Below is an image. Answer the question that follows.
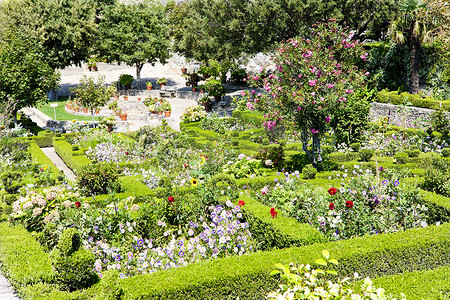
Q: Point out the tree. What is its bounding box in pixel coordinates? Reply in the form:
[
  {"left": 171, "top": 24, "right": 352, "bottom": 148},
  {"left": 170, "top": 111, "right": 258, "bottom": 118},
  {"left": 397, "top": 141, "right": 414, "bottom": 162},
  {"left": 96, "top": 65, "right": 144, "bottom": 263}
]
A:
[
  {"left": 0, "top": 0, "right": 98, "bottom": 70},
  {"left": 389, "top": 0, "right": 449, "bottom": 93},
  {"left": 97, "top": 1, "right": 171, "bottom": 88},
  {"left": 248, "top": 21, "right": 368, "bottom": 167},
  {"left": 0, "top": 31, "right": 59, "bottom": 124},
  {"left": 169, "top": 0, "right": 397, "bottom": 63},
  {"left": 69, "top": 75, "right": 115, "bottom": 124}
]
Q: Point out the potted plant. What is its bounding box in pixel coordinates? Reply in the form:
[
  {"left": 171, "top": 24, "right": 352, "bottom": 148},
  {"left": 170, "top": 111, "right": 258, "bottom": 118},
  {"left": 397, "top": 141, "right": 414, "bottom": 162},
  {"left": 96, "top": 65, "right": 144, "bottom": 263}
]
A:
[
  {"left": 99, "top": 115, "right": 116, "bottom": 132},
  {"left": 119, "top": 74, "right": 134, "bottom": 90},
  {"left": 199, "top": 95, "right": 212, "bottom": 112},
  {"left": 114, "top": 107, "right": 122, "bottom": 116},
  {"left": 199, "top": 84, "right": 205, "bottom": 94},
  {"left": 155, "top": 102, "right": 164, "bottom": 115},
  {"left": 204, "top": 77, "right": 226, "bottom": 102},
  {"left": 108, "top": 99, "right": 118, "bottom": 111},
  {"left": 87, "top": 57, "right": 97, "bottom": 71},
  {"left": 181, "top": 67, "right": 187, "bottom": 74},
  {"left": 146, "top": 82, "right": 153, "bottom": 90},
  {"left": 157, "top": 78, "right": 168, "bottom": 89},
  {"left": 163, "top": 102, "right": 172, "bottom": 118},
  {"left": 123, "top": 95, "right": 129, "bottom": 101},
  {"left": 95, "top": 107, "right": 100, "bottom": 114},
  {"left": 82, "top": 107, "right": 88, "bottom": 113}
]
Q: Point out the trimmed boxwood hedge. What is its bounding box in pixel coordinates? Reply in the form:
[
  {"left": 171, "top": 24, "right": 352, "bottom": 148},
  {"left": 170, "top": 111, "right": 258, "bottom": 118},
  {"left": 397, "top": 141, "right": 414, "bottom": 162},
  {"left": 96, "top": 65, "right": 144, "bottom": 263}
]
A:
[
  {"left": 377, "top": 89, "right": 450, "bottom": 110},
  {"left": 112, "top": 222, "right": 450, "bottom": 299},
  {"left": 238, "top": 195, "right": 326, "bottom": 250},
  {"left": 372, "top": 265, "right": 450, "bottom": 299},
  {"left": 53, "top": 137, "right": 91, "bottom": 174}
]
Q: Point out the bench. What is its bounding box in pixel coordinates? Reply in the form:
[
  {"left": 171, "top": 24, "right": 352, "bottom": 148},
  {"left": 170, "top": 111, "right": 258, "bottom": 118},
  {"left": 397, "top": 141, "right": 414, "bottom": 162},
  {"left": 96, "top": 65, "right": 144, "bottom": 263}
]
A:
[{"left": 159, "top": 89, "right": 176, "bottom": 98}]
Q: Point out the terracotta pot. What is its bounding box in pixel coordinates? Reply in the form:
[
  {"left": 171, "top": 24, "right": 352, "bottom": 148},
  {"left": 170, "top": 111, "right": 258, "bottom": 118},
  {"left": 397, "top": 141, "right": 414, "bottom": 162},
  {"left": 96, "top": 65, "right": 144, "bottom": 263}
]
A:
[
  {"left": 164, "top": 111, "right": 171, "bottom": 118},
  {"left": 75, "top": 108, "right": 79, "bottom": 112},
  {"left": 147, "top": 86, "right": 152, "bottom": 90},
  {"left": 151, "top": 111, "right": 156, "bottom": 114},
  {"left": 137, "top": 97, "right": 141, "bottom": 101},
  {"left": 124, "top": 96, "right": 128, "bottom": 101},
  {"left": 114, "top": 95, "right": 119, "bottom": 100},
  {"left": 181, "top": 67, "right": 187, "bottom": 74},
  {"left": 83, "top": 108, "right": 88, "bottom": 113},
  {"left": 120, "top": 114, "right": 127, "bottom": 121},
  {"left": 192, "top": 87, "right": 197, "bottom": 92},
  {"left": 157, "top": 111, "right": 163, "bottom": 115},
  {"left": 95, "top": 110, "right": 100, "bottom": 114}
]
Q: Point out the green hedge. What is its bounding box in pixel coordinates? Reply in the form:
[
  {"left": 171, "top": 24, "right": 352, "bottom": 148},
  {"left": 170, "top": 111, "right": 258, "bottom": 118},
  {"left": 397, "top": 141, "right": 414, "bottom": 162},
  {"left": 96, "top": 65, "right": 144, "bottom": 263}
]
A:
[
  {"left": 0, "top": 223, "right": 54, "bottom": 291},
  {"left": 90, "top": 176, "right": 154, "bottom": 202},
  {"left": 377, "top": 89, "right": 450, "bottom": 110},
  {"left": 31, "top": 130, "right": 54, "bottom": 148},
  {"left": 372, "top": 265, "right": 450, "bottom": 299},
  {"left": 232, "top": 110, "right": 265, "bottom": 124},
  {"left": 53, "top": 138, "right": 91, "bottom": 174},
  {"left": 418, "top": 189, "right": 450, "bottom": 224},
  {"left": 115, "top": 223, "right": 450, "bottom": 299},
  {"left": 239, "top": 195, "right": 325, "bottom": 250}
]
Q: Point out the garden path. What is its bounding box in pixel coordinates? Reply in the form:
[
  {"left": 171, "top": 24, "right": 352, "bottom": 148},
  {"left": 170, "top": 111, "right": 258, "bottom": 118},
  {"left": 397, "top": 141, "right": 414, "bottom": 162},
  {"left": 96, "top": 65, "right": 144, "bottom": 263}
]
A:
[
  {"left": 40, "top": 147, "right": 76, "bottom": 182},
  {"left": 0, "top": 270, "right": 20, "bottom": 300}
]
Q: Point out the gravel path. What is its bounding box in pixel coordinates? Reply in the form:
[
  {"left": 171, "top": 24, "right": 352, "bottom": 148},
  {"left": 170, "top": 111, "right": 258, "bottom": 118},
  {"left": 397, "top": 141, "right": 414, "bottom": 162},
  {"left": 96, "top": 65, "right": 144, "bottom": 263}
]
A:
[{"left": 0, "top": 270, "right": 20, "bottom": 300}]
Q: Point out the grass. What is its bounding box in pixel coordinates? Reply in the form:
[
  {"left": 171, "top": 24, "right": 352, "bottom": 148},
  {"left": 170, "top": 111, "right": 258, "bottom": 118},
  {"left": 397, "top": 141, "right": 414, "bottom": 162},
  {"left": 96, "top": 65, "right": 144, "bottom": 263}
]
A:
[{"left": 37, "top": 100, "right": 101, "bottom": 121}]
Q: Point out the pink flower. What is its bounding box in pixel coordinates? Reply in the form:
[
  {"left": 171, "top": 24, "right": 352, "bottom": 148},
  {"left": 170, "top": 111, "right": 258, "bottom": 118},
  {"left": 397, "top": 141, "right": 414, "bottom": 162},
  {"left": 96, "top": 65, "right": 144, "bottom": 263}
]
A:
[
  {"left": 325, "top": 116, "right": 331, "bottom": 123},
  {"left": 346, "top": 89, "right": 354, "bottom": 94},
  {"left": 328, "top": 84, "right": 335, "bottom": 89},
  {"left": 309, "top": 79, "right": 317, "bottom": 86},
  {"left": 310, "top": 128, "right": 319, "bottom": 134},
  {"left": 298, "top": 74, "right": 302, "bottom": 79},
  {"left": 261, "top": 186, "right": 269, "bottom": 195}
]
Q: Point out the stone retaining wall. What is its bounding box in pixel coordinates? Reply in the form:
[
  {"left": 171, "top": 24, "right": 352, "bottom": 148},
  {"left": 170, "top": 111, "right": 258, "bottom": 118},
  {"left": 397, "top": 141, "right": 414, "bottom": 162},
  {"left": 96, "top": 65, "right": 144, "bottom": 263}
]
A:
[{"left": 369, "top": 102, "right": 434, "bottom": 128}]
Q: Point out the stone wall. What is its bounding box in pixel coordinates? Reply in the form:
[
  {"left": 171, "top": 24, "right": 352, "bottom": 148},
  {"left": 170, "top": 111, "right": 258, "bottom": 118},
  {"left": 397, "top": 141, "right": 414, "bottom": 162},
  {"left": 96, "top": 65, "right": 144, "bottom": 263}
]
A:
[{"left": 369, "top": 102, "right": 434, "bottom": 128}]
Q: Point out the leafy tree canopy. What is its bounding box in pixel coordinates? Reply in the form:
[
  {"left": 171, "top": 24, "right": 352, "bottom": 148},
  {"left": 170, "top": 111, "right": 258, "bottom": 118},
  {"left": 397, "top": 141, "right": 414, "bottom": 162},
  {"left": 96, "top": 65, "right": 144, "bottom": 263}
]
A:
[
  {"left": 169, "top": 0, "right": 398, "bottom": 63},
  {"left": 0, "top": 30, "right": 59, "bottom": 118},
  {"left": 0, "top": 0, "right": 98, "bottom": 70},
  {"left": 97, "top": 0, "right": 171, "bottom": 85}
]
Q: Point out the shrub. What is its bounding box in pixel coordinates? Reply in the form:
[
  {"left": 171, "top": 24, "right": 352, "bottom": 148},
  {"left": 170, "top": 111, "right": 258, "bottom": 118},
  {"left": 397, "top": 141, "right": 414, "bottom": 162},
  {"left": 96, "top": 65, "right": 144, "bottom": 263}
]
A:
[
  {"left": 350, "top": 142, "right": 361, "bottom": 152},
  {"left": 50, "top": 228, "right": 98, "bottom": 291},
  {"left": 285, "top": 153, "right": 310, "bottom": 172},
  {"left": 302, "top": 164, "right": 317, "bottom": 179},
  {"left": 442, "top": 147, "right": 450, "bottom": 157},
  {"left": 394, "top": 152, "right": 409, "bottom": 164},
  {"left": 76, "top": 163, "right": 121, "bottom": 196},
  {"left": 406, "top": 149, "right": 421, "bottom": 158},
  {"left": 419, "top": 159, "right": 450, "bottom": 197},
  {"left": 329, "top": 152, "right": 349, "bottom": 163},
  {"left": 255, "top": 143, "right": 285, "bottom": 170},
  {"left": 359, "top": 149, "right": 374, "bottom": 162},
  {"left": 181, "top": 105, "right": 207, "bottom": 123},
  {"left": 322, "top": 145, "right": 333, "bottom": 155}
]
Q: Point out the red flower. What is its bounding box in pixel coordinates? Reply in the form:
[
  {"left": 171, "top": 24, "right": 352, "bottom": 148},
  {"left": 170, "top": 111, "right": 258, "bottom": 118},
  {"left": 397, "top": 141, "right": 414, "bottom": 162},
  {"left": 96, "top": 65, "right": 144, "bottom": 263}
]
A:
[
  {"left": 328, "top": 187, "right": 338, "bottom": 195},
  {"left": 168, "top": 196, "right": 175, "bottom": 203},
  {"left": 75, "top": 201, "right": 81, "bottom": 208},
  {"left": 125, "top": 152, "right": 129, "bottom": 155},
  {"left": 238, "top": 200, "right": 245, "bottom": 206},
  {"left": 329, "top": 202, "right": 335, "bottom": 210},
  {"left": 345, "top": 200, "right": 354, "bottom": 209},
  {"left": 270, "top": 207, "right": 277, "bottom": 218}
]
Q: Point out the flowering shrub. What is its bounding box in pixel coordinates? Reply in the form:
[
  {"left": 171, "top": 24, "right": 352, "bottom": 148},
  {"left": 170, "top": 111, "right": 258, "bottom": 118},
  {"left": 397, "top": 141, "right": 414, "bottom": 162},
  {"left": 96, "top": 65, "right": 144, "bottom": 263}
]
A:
[
  {"left": 268, "top": 250, "right": 406, "bottom": 299},
  {"left": 11, "top": 186, "right": 83, "bottom": 231},
  {"left": 222, "top": 154, "right": 267, "bottom": 179},
  {"left": 85, "top": 201, "right": 254, "bottom": 279},
  {"left": 247, "top": 20, "right": 368, "bottom": 167},
  {"left": 181, "top": 105, "right": 207, "bottom": 123}
]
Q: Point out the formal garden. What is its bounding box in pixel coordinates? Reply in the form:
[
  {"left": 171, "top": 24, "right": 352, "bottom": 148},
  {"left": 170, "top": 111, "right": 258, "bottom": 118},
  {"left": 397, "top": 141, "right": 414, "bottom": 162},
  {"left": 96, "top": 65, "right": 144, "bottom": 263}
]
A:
[{"left": 0, "top": 0, "right": 450, "bottom": 299}]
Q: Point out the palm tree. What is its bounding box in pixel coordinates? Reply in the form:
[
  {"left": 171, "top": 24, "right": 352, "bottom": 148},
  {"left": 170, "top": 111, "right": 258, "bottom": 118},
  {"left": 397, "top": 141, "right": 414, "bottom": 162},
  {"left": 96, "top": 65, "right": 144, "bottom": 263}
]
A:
[{"left": 389, "top": 0, "right": 434, "bottom": 94}]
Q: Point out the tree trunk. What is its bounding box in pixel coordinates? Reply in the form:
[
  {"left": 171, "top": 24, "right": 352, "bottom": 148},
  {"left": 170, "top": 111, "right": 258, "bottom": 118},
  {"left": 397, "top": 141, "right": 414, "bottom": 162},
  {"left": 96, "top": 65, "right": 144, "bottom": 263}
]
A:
[
  {"left": 410, "top": 35, "right": 420, "bottom": 94},
  {"left": 13, "top": 110, "right": 17, "bottom": 126},
  {"left": 136, "top": 62, "right": 144, "bottom": 90},
  {"left": 301, "top": 130, "right": 322, "bottom": 168}
]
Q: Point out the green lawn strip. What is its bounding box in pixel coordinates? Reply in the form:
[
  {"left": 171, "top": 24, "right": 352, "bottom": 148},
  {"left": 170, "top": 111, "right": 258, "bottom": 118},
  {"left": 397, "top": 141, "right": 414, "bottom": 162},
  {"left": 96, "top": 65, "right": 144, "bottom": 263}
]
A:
[
  {"left": 28, "top": 140, "right": 59, "bottom": 177},
  {"left": 37, "top": 100, "right": 101, "bottom": 122},
  {"left": 116, "top": 223, "right": 450, "bottom": 299},
  {"left": 0, "top": 223, "right": 54, "bottom": 290},
  {"left": 371, "top": 265, "right": 450, "bottom": 299}
]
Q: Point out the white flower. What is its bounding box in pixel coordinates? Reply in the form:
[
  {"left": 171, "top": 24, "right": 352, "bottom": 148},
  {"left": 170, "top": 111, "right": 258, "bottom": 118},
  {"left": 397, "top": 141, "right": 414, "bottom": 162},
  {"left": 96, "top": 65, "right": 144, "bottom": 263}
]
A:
[
  {"left": 23, "top": 201, "right": 33, "bottom": 210},
  {"left": 32, "top": 207, "right": 43, "bottom": 217},
  {"left": 265, "top": 159, "right": 273, "bottom": 166}
]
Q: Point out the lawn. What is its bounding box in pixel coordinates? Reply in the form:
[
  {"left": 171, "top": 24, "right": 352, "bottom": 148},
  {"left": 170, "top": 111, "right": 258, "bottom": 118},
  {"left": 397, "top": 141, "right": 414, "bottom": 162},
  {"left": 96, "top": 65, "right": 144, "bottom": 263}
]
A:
[{"left": 37, "top": 100, "right": 101, "bottom": 121}]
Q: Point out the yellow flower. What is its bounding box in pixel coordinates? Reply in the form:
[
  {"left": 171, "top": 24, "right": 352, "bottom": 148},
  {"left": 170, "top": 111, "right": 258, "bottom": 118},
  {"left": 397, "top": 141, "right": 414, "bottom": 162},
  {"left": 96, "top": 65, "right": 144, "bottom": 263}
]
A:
[
  {"left": 72, "top": 119, "right": 76, "bottom": 123},
  {"left": 190, "top": 178, "right": 198, "bottom": 187},
  {"left": 43, "top": 165, "right": 48, "bottom": 170},
  {"left": 84, "top": 121, "right": 87, "bottom": 125},
  {"left": 200, "top": 156, "right": 206, "bottom": 165}
]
